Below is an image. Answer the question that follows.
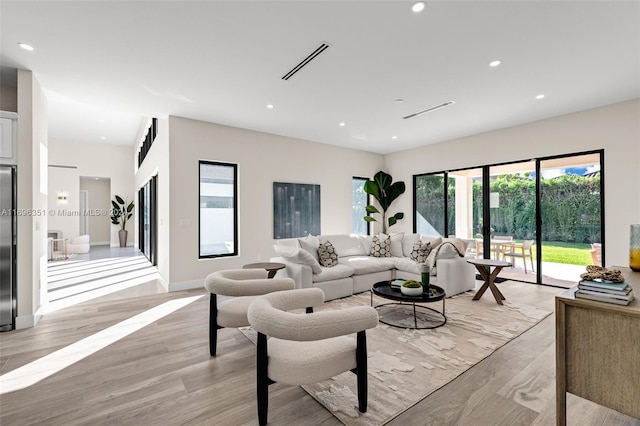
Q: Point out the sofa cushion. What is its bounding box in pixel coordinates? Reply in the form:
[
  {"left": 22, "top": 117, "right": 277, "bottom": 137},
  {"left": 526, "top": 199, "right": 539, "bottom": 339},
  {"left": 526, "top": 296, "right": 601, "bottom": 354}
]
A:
[
  {"left": 273, "top": 244, "right": 322, "bottom": 274},
  {"left": 370, "top": 235, "right": 391, "bottom": 257},
  {"left": 410, "top": 241, "right": 432, "bottom": 263},
  {"left": 320, "top": 234, "right": 366, "bottom": 257},
  {"left": 339, "top": 256, "right": 395, "bottom": 275},
  {"left": 401, "top": 233, "right": 420, "bottom": 257},
  {"left": 358, "top": 235, "right": 373, "bottom": 254},
  {"left": 298, "top": 234, "right": 320, "bottom": 262},
  {"left": 388, "top": 232, "right": 404, "bottom": 257},
  {"left": 318, "top": 240, "right": 339, "bottom": 267},
  {"left": 313, "top": 264, "right": 355, "bottom": 282},
  {"left": 394, "top": 257, "right": 421, "bottom": 274}
]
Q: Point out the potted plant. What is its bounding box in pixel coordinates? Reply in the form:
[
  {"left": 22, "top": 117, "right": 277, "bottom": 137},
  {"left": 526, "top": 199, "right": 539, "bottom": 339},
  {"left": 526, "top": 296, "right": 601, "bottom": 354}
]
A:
[
  {"left": 364, "top": 170, "right": 406, "bottom": 233},
  {"left": 111, "top": 195, "right": 134, "bottom": 247}
]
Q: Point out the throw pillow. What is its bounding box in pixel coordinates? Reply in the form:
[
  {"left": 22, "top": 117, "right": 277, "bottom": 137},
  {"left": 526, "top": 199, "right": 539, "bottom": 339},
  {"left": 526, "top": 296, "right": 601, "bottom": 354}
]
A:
[
  {"left": 298, "top": 234, "right": 320, "bottom": 262},
  {"left": 370, "top": 235, "right": 391, "bottom": 258},
  {"left": 273, "top": 244, "right": 322, "bottom": 274},
  {"left": 389, "top": 232, "right": 405, "bottom": 257},
  {"left": 317, "top": 240, "right": 339, "bottom": 267},
  {"left": 410, "top": 241, "right": 431, "bottom": 263},
  {"left": 401, "top": 233, "right": 420, "bottom": 257}
]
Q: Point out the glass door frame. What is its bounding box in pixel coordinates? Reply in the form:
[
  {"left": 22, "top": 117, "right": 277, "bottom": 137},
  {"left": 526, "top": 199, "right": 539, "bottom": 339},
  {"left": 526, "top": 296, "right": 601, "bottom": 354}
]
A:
[{"left": 413, "top": 149, "right": 605, "bottom": 287}]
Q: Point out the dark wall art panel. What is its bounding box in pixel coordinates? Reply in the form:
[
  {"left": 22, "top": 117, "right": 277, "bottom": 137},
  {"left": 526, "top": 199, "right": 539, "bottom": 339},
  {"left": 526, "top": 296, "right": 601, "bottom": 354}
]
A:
[{"left": 273, "top": 182, "right": 321, "bottom": 239}]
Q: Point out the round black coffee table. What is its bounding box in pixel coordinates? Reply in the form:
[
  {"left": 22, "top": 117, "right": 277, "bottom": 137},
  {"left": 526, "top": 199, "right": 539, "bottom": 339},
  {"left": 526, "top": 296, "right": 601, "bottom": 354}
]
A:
[{"left": 370, "top": 281, "right": 446, "bottom": 329}]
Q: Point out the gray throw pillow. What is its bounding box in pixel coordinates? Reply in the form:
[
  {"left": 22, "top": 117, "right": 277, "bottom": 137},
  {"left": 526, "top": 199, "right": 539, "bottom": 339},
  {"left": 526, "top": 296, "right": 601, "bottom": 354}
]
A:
[
  {"left": 370, "top": 235, "right": 391, "bottom": 258},
  {"left": 318, "top": 240, "right": 339, "bottom": 267},
  {"left": 410, "top": 241, "right": 431, "bottom": 263}
]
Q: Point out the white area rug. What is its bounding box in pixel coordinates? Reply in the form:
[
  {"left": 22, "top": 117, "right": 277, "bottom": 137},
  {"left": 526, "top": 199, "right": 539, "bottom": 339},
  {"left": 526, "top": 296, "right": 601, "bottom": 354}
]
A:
[{"left": 242, "top": 290, "right": 551, "bottom": 425}]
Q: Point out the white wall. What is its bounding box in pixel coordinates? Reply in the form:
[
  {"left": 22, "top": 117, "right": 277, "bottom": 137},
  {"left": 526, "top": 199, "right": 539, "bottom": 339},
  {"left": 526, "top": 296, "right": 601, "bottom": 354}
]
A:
[
  {"left": 385, "top": 98, "right": 640, "bottom": 267},
  {"left": 79, "top": 177, "right": 111, "bottom": 244},
  {"left": 47, "top": 166, "right": 80, "bottom": 239},
  {"left": 48, "top": 139, "right": 134, "bottom": 247},
  {"left": 166, "top": 116, "right": 385, "bottom": 289},
  {"left": 16, "top": 69, "right": 48, "bottom": 328}
]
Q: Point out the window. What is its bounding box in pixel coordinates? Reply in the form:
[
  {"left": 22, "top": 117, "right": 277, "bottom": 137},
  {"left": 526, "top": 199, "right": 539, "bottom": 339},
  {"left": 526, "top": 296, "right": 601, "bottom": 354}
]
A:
[
  {"left": 352, "top": 177, "right": 369, "bottom": 235},
  {"left": 199, "top": 161, "right": 238, "bottom": 258}
]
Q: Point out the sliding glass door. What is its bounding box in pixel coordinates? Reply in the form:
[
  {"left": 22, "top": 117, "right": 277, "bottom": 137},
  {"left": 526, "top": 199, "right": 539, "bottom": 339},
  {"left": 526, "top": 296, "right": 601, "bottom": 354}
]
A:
[
  {"left": 414, "top": 150, "right": 603, "bottom": 288},
  {"left": 138, "top": 175, "right": 158, "bottom": 265},
  {"left": 539, "top": 153, "right": 602, "bottom": 285}
]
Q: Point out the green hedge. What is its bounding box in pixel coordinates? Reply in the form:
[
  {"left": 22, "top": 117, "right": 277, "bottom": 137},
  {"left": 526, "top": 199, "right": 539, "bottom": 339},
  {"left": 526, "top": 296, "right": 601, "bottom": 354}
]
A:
[{"left": 416, "top": 173, "right": 601, "bottom": 244}]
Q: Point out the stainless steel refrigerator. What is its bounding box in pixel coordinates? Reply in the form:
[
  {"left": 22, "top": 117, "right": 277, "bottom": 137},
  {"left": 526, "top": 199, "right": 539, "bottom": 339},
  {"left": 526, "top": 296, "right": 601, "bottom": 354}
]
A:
[{"left": 0, "top": 165, "right": 16, "bottom": 331}]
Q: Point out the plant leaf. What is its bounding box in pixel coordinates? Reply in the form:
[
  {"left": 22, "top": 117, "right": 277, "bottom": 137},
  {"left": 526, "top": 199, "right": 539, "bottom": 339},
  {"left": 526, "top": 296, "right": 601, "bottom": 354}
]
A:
[
  {"left": 112, "top": 200, "right": 120, "bottom": 210},
  {"left": 363, "top": 180, "right": 380, "bottom": 200},
  {"left": 126, "top": 203, "right": 134, "bottom": 212},
  {"left": 115, "top": 195, "right": 125, "bottom": 205},
  {"left": 373, "top": 171, "right": 392, "bottom": 191},
  {"left": 363, "top": 216, "right": 377, "bottom": 223},
  {"left": 365, "top": 205, "right": 380, "bottom": 214}
]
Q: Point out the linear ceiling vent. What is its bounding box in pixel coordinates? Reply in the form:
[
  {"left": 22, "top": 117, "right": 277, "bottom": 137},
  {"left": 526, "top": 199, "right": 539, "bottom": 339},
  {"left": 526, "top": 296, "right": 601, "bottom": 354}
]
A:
[
  {"left": 282, "top": 43, "right": 330, "bottom": 81},
  {"left": 402, "top": 101, "right": 456, "bottom": 119}
]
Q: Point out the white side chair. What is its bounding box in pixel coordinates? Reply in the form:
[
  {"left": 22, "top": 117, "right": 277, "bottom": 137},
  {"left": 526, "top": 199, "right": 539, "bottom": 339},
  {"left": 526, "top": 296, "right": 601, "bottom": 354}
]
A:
[
  {"left": 248, "top": 288, "right": 379, "bottom": 426},
  {"left": 504, "top": 239, "right": 535, "bottom": 273},
  {"left": 204, "top": 269, "right": 294, "bottom": 356}
]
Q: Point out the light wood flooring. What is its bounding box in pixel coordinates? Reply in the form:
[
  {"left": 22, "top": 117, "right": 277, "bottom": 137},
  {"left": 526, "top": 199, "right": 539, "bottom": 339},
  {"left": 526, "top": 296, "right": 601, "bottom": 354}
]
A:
[{"left": 1, "top": 279, "right": 639, "bottom": 425}]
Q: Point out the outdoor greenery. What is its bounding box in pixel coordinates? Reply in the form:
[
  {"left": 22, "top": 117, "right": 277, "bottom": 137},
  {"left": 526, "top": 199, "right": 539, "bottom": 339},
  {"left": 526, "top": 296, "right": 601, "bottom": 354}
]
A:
[
  {"left": 416, "top": 172, "right": 601, "bottom": 244},
  {"left": 539, "top": 241, "right": 592, "bottom": 265}
]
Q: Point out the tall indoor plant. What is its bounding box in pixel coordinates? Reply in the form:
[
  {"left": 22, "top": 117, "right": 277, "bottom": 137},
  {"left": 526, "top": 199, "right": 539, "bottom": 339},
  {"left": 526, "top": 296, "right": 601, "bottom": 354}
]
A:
[
  {"left": 111, "top": 195, "right": 134, "bottom": 247},
  {"left": 364, "top": 170, "right": 406, "bottom": 233}
]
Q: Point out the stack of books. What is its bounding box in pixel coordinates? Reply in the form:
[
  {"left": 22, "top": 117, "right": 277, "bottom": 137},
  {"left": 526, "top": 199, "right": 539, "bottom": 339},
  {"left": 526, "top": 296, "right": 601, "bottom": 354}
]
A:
[{"left": 575, "top": 279, "right": 635, "bottom": 305}]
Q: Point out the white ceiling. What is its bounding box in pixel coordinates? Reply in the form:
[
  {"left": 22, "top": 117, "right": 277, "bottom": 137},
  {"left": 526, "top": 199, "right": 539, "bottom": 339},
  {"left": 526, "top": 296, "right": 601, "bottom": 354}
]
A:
[{"left": 1, "top": 1, "right": 639, "bottom": 155}]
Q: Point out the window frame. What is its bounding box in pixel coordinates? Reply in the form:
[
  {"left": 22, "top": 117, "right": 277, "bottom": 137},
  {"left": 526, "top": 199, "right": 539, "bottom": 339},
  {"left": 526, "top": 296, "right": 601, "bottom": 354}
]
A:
[
  {"left": 352, "top": 176, "right": 371, "bottom": 235},
  {"left": 198, "top": 160, "right": 238, "bottom": 259}
]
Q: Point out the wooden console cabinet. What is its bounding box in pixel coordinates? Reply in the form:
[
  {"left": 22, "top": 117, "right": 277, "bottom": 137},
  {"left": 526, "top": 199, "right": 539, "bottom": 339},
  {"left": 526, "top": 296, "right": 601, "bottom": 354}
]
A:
[{"left": 555, "top": 266, "right": 640, "bottom": 424}]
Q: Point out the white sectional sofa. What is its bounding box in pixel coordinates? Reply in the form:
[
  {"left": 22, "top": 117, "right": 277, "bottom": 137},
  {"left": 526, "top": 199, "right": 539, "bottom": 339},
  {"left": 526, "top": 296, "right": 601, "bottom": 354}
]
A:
[{"left": 270, "top": 233, "right": 477, "bottom": 301}]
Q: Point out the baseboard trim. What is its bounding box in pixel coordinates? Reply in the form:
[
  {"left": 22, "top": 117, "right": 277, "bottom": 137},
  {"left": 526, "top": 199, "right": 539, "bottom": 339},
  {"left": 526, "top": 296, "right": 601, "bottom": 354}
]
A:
[
  {"left": 15, "top": 305, "right": 44, "bottom": 330},
  {"left": 168, "top": 279, "right": 203, "bottom": 292},
  {"left": 90, "top": 241, "right": 110, "bottom": 246}
]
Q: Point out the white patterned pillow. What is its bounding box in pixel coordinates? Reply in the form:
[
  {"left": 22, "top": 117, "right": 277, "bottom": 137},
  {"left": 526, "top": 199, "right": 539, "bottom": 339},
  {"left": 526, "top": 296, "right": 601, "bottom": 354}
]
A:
[
  {"left": 410, "top": 241, "right": 431, "bottom": 263},
  {"left": 317, "top": 240, "right": 339, "bottom": 267},
  {"left": 370, "top": 235, "right": 391, "bottom": 258}
]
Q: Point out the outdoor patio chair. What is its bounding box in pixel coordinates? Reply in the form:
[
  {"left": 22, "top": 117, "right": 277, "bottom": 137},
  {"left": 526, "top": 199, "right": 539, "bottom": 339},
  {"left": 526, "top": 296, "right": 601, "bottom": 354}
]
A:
[
  {"left": 503, "top": 239, "right": 535, "bottom": 273},
  {"left": 590, "top": 243, "right": 602, "bottom": 266}
]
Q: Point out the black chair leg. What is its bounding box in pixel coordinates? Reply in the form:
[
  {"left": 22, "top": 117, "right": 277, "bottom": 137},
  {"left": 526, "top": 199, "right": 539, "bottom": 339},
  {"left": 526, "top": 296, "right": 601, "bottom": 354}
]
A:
[
  {"left": 209, "top": 293, "right": 218, "bottom": 356},
  {"left": 257, "top": 332, "right": 269, "bottom": 425},
  {"left": 356, "top": 330, "right": 368, "bottom": 413}
]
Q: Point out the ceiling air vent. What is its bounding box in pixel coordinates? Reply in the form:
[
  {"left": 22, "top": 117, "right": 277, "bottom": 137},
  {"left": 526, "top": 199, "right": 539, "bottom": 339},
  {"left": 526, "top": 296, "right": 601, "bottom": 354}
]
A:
[
  {"left": 282, "top": 42, "right": 330, "bottom": 81},
  {"left": 402, "top": 101, "right": 456, "bottom": 119}
]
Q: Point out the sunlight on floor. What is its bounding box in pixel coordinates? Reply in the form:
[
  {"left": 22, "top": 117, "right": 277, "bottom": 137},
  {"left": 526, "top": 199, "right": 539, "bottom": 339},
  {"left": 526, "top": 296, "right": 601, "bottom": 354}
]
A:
[
  {"left": 46, "top": 255, "right": 162, "bottom": 313},
  {"left": 0, "top": 295, "right": 203, "bottom": 394}
]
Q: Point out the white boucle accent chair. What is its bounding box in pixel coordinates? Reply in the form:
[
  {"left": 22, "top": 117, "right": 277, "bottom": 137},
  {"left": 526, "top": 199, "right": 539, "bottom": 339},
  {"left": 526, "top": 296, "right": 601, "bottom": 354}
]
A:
[
  {"left": 247, "top": 288, "right": 379, "bottom": 426},
  {"left": 204, "top": 269, "right": 294, "bottom": 356}
]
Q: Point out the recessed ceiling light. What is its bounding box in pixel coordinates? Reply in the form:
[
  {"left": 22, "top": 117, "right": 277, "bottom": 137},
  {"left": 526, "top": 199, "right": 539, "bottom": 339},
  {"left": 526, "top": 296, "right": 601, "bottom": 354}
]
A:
[
  {"left": 100, "top": 136, "right": 107, "bottom": 140},
  {"left": 99, "top": 119, "right": 105, "bottom": 123},
  {"left": 392, "top": 136, "right": 398, "bottom": 140},
  {"left": 412, "top": 2, "right": 426, "bottom": 13},
  {"left": 393, "top": 99, "right": 404, "bottom": 104},
  {"left": 266, "top": 104, "right": 274, "bottom": 109},
  {"left": 489, "top": 60, "right": 501, "bottom": 67},
  {"left": 536, "top": 94, "right": 545, "bottom": 100},
  {"left": 339, "top": 122, "right": 346, "bottom": 127},
  {"left": 18, "top": 42, "right": 34, "bottom": 51}
]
